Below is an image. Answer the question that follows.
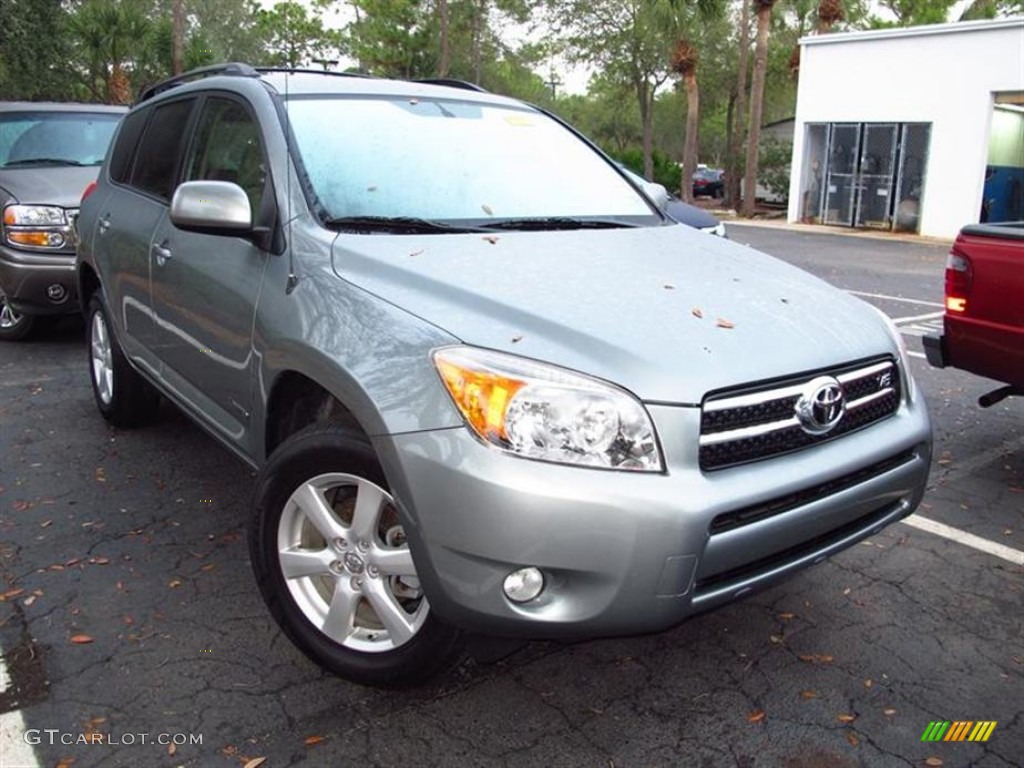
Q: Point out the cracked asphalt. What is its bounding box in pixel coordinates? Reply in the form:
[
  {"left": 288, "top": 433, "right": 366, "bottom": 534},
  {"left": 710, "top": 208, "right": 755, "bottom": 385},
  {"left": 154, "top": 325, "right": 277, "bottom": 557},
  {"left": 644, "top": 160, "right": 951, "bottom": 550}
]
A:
[{"left": 1, "top": 225, "right": 1021, "bottom": 768}]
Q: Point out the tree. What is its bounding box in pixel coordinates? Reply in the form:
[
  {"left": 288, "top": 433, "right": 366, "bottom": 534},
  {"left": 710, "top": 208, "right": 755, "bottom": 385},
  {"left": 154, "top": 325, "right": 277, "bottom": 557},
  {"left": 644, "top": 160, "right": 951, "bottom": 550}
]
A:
[
  {"left": 256, "top": 1, "right": 339, "bottom": 68},
  {"left": 741, "top": 0, "right": 775, "bottom": 217},
  {"left": 546, "top": 0, "right": 676, "bottom": 179},
  {"left": 437, "top": 0, "right": 452, "bottom": 76},
  {"left": 172, "top": 0, "right": 185, "bottom": 75},
  {"left": 958, "top": 0, "right": 1024, "bottom": 19},
  {"left": 726, "top": 0, "right": 751, "bottom": 208},
  {"left": 0, "top": 0, "right": 71, "bottom": 100},
  {"left": 66, "top": 0, "right": 154, "bottom": 104},
  {"left": 872, "top": 0, "right": 958, "bottom": 25}
]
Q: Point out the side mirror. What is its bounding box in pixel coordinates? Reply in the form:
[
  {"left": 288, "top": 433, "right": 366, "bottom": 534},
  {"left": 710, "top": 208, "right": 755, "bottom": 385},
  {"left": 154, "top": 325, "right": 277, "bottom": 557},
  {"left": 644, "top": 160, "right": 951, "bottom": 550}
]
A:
[
  {"left": 170, "top": 181, "right": 252, "bottom": 235},
  {"left": 641, "top": 180, "right": 670, "bottom": 212}
]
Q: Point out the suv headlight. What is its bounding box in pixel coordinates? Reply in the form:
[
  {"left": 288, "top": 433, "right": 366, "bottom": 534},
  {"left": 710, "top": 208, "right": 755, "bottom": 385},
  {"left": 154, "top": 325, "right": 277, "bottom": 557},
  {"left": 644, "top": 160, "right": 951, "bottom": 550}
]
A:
[
  {"left": 2, "top": 205, "right": 71, "bottom": 249},
  {"left": 433, "top": 347, "right": 663, "bottom": 471}
]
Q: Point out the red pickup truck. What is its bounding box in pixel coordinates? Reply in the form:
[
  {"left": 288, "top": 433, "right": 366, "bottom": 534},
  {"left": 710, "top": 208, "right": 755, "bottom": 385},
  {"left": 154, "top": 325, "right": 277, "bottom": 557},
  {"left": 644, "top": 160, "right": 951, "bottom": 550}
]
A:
[{"left": 925, "top": 222, "right": 1024, "bottom": 406}]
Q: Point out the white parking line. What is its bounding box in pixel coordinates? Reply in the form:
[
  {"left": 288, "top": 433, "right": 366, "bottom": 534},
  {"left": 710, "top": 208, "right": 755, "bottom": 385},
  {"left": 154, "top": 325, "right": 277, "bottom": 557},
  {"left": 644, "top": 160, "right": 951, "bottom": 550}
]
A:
[
  {"left": 0, "top": 654, "right": 39, "bottom": 768},
  {"left": 846, "top": 290, "right": 943, "bottom": 308},
  {"left": 892, "top": 311, "right": 945, "bottom": 324},
  {"left": 902, "top": 514, "right": 1024, "bottom": 566}
]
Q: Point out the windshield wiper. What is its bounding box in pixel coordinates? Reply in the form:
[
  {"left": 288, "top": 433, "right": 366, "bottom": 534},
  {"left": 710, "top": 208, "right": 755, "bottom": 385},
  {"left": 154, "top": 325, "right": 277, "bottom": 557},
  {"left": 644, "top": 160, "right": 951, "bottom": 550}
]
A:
[
  {"left": 324, "top": 215, "right": 489, "bottom": 234},
  {"left": 482, "top": 217, "right": 640, "bottom": 231},
  {"left": 3, "top": 158, "right": 88, "bottom": 168}
]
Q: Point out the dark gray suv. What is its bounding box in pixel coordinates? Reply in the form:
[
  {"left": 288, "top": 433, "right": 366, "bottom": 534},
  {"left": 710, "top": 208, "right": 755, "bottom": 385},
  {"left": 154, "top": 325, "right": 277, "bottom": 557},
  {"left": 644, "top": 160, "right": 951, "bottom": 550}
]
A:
[
  {"left": 76, "top": 64, "right": 932, "bottom": 686},
  {"left": 0, "top": 102, "right": 125, "bottom": 339}
]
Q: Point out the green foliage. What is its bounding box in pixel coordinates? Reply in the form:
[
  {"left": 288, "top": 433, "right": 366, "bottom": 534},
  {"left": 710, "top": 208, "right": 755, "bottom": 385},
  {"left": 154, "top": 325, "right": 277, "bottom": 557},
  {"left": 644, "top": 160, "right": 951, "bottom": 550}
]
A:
[
  {"left": 256, "top": 1, "right": 341, "bottom": 68},
  {"left": 607, "top": 146, "right": 682, "bottom": 192},
  {"left": 0, "top": 0, "right": 72, "bottom": 100},
  {"left": 758, "top": 136, "right": 791, "bottom": 198}
]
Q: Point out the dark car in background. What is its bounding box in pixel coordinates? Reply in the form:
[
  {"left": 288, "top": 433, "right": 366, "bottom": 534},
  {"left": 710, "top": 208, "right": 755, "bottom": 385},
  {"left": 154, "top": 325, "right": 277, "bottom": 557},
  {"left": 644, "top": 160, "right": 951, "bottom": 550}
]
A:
[
  {"left": 0, "top": 102, "right": 125, "bottom": 340},
  {"left": 692, "top": 168, "right": 725, "bottom": 199},
  {"left": 619, "top": 165, "right": 726, "bottom": 237}
]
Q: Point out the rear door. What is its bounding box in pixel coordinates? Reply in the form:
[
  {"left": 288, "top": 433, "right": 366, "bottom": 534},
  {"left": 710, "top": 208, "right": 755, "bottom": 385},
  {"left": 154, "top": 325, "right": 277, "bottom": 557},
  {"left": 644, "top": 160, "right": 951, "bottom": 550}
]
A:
[
  {"left": 93, "top": 98, "right": 196, "bottom": 369},
  {"left": 148, "top": 94, "right": 273, "bottom": 450}
]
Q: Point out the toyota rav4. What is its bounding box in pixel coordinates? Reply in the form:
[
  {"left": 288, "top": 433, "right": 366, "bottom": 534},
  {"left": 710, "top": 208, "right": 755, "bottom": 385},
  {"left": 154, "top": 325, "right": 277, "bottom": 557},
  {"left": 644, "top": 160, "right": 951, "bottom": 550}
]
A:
[{"left": 76, "top": 64, "right": 932, "bottom": 686}]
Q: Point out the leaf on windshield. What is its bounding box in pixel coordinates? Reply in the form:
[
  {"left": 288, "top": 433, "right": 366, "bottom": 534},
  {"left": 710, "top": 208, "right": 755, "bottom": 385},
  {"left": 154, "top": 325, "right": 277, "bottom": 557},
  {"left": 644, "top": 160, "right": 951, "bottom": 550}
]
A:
[
  {"left": 664, "top": 284, "right": 675, "bottom": 290},
  {"left": 409, "top": 249, "right": 424, "bottom": 257},
  {"left": 482, "top": 204, "right": 494, "bottom": 215}
]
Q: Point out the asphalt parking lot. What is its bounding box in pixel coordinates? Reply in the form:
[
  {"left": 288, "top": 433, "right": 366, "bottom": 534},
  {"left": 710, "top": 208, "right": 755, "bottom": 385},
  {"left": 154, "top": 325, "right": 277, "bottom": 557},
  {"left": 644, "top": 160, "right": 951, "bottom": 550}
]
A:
[{"left": 1, "top": 224, "right": 1021, "bottom": 768}]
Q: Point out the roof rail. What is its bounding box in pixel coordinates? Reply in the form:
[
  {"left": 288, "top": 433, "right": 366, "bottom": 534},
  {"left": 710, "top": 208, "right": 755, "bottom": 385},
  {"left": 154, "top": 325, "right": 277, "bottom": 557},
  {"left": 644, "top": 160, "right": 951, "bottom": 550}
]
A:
[
  {"left": 254, "top": 67, "right": 375, "bottom": 80},
  {"left": 137, "top": 62, "right": 260, "bottom": 103},
  {"left": 414, "top": 78, "right": 489, "bottom": 93}
]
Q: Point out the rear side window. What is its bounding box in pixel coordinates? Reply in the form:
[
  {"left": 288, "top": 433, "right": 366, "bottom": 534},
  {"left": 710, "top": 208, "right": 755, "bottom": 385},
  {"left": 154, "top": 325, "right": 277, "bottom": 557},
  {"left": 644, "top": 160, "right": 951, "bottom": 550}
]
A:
[
  {"left": 108, "top": 109, "right": 149, "bottom": 184},
  {"left": 129, "top": 99, "right": 195, "bottom": 200}
]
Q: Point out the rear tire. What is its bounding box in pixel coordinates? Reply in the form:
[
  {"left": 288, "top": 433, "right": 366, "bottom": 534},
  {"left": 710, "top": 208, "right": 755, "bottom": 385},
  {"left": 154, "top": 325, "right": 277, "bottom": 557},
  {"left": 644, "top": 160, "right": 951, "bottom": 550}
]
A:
[
  {"left": 250, "top": 424, "right": 463, "bottom": 687},
  {"left": 87, "top": 293, "right": 160, "bottom": 427},
  {"left": 0, "top": 288, "right": 35, "bottom": 341}
]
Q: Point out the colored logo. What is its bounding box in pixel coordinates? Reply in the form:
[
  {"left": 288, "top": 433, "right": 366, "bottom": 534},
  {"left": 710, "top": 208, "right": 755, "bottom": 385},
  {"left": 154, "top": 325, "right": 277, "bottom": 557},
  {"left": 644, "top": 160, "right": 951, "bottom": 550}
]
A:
[{"left": 921, "top": 721, "right": 997, "bottom": 742}]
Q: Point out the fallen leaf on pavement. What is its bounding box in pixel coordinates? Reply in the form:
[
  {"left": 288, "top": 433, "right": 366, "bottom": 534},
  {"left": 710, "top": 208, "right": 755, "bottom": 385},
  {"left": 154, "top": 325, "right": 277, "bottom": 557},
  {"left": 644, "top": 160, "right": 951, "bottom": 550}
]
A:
[
  {"left": 0, "top": 589, "right": 24, "bottom": 601},
  {"left": 837, "top": 713, "right": 857, "bottom": 723},
  {"left": 167, "top": 742, "right": 177, "bottom": 757},
  {"left": 799, "top": 690, "right": 818, "bottom": 699},
  {"left": 243, "top": 758, "right": 267, "bottom": 768},
  {"left": 70, "top": 634, "right": 94, "bottom": 644},
  {"left": 846, "top": 732, "right": 859, "bottom": 747},
  {"left": 778, "top": 612, "right": 795, "bottom": 620},
  {"left": 89, "top": 557, "right": 111, "bottom": 565},
  {"left": 924, "top": 758, "right": 943, "bottom": 767},
  {"left": 770, "top": 634, "right": 784, "bottom": 644},
  {"left": 883, "top": 708, "right": 896, "bottom": 716},
  {"left": 305, "top": 735, "right": 326, "bottom": 746},
  {"left": 168, "top": 579, "right": 182, "bottom": 588},
  {"left": 747, "top": 709, "right": 766, "bottom": 724}
]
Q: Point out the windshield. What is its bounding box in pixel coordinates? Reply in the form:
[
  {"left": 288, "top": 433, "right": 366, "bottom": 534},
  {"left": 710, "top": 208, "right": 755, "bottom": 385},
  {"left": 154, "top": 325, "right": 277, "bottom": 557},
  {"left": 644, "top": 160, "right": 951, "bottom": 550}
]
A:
[
  {"left": 0, "top": 111, "right": 122, "bottom": 168},
  {"left": 285, "top": 96, "right": 659, "bottom": 226}
]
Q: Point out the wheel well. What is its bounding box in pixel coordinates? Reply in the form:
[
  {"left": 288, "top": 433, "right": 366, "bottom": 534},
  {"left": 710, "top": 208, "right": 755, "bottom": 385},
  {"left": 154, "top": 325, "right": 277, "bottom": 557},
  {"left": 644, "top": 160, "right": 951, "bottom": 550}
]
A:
[
  {"left": 264, "top": 372, "right": 365, "bottom": 459},
  {"left": 78, "top": 264, "right": 100, "bottom": 313}
]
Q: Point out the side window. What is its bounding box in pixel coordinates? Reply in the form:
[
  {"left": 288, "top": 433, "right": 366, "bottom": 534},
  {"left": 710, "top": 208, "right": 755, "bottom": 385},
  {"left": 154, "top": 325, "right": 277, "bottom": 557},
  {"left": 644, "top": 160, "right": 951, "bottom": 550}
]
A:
[
  {"left": 129, "top": 99, "right": 195, "bottom": 200},
  {"left": 185, "top": 97, "right": 267, "bottom": 214},
  {"left": 109, "top": 109, "right": 149, "bottom": 184}
]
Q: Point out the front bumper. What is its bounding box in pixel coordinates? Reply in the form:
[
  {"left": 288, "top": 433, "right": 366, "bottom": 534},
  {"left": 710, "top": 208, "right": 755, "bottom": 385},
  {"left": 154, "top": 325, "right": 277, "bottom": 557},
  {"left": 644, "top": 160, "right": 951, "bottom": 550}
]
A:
[
  {"left": 374, "top": 391, "right": 932, "bottom": 639},
  {"left": 0, "top": 244, "right": 78, "bottom": 315}
]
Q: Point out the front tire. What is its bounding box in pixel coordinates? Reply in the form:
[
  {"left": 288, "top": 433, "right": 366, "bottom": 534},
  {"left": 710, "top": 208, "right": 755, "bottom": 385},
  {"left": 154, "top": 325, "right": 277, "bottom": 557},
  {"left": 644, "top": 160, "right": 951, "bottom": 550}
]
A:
[
  {"left": 87, "top": 294, "right": 160, "bottom": 427},
  {"left": 0, "top": 287, "right": 35, "bottom": 341},
  {"left": 250, "top": 424, "right": 463, "bottom": 687}
]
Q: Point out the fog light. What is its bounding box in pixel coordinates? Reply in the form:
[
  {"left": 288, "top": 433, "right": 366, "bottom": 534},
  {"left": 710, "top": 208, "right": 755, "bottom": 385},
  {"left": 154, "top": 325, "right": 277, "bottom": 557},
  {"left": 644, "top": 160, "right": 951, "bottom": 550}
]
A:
[
  {"left": 503, "top": 567, "right": 544, "bottom": 603},
  {"left": 47, "top": 284, "right": 67, "bottom": 302}
]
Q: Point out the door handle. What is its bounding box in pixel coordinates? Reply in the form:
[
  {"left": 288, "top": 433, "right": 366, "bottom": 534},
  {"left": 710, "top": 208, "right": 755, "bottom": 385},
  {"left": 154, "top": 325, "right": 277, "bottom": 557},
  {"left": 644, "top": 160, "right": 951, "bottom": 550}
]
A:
[{"left": 152, "top": 242, "right": 173, "bottom": 266}]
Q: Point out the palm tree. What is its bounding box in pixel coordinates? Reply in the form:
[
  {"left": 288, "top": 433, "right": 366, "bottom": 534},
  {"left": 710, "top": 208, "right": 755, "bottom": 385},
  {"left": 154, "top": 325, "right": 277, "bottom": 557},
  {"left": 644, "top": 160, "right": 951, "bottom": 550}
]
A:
[
  {"left": 437, "top": 0, "right": 451, "bottom": 77},
  {"left": 817, "top": 0, "right": 845, "bottom": 32},
  {"left": 172, "top": 0, "right": 185, "bottom": 75},
  {"left": 670, "top": 41, "right": 700, "bottom": 202},
  {"left": 67, "top": 0, "right": 152, "bottom": 104},
  {"left": 741, "top": 0, "right": 775, "bottom": 218}
]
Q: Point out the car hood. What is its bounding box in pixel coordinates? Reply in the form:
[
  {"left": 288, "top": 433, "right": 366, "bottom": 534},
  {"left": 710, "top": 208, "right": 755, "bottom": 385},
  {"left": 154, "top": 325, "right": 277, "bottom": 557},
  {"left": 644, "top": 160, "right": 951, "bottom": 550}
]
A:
[
  {"left": 330, "top": 223, "right": 897, "bottom": 403},
  {"left": 0, "top": 166, "right": 100, "bottom": 208}
]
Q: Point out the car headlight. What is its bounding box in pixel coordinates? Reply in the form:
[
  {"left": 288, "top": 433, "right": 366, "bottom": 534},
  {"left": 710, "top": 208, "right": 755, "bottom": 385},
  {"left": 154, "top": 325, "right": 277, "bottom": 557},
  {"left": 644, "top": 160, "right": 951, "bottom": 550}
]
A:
[
  {"left": 433, "top": 347, "right": 663, "bottom": 472},
  {"left": 2, "top": 204, "right": 71, "bottom": 249}
]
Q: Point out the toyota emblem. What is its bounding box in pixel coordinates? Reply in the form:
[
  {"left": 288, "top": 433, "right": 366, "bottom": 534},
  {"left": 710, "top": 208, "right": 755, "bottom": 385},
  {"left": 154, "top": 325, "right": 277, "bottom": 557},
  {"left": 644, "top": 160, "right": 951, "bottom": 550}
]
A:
[{"left": 795, "top": 376, "right": 845, "bottom": 435}]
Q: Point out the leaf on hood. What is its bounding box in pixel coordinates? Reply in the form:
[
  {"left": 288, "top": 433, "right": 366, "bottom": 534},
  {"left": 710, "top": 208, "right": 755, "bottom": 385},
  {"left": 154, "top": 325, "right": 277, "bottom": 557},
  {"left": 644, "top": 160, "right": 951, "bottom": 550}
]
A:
[
  {"left": 716, "top": 318, "right": 736, "bottom": 329},
  {"left": 482, "top": 235, "right": 499, "bottom": 245},
  {"left": 409, "top": 249, "right": 425, "bottom": 257},
  {"left": 511, "top": 335, "right": 523, "bottom": 343},
  {"left": 691, "top": 307, "right": 704, "bottom": 318},
  {"left": 482, "top": 204, "right": 494, "bottom": 215}
]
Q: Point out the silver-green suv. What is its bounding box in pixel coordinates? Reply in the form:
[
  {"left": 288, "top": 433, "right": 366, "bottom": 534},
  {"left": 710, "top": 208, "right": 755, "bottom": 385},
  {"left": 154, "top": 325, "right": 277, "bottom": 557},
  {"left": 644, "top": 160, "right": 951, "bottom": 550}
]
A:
[{"left": 76, "top": 64, "right": 932, "bottom": 686}]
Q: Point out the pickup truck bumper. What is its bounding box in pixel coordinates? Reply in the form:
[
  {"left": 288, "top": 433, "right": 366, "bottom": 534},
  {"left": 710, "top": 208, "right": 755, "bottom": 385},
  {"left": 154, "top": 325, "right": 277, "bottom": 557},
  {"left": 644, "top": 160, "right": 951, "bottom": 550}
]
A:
[
  {"left": 923, "top": 333, "right": 946, "bottom": 368},
  {"left": 0, "top": 244, "right": 79, "bottom": 315}
]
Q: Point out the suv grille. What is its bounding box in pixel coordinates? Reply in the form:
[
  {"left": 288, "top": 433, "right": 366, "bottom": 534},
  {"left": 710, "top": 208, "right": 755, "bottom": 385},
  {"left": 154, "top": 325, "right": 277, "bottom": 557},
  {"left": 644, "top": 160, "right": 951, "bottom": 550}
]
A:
[{"left": 700, "top": 358, "right": 901, "bottom": 471}]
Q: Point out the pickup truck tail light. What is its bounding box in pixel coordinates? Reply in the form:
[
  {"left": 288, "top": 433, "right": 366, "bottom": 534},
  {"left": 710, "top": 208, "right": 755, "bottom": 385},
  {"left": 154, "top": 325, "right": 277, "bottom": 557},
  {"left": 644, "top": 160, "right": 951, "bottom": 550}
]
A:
[{"left": 944, "top": 248, "right": 972, "bottom": 313}]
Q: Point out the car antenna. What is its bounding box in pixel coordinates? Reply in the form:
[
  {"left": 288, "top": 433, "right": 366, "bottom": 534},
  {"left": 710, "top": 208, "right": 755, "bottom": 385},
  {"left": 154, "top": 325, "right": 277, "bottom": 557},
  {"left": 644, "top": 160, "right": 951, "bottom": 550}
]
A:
[{"left": 284, "top": 69, "right": 298, "bottom": 294}]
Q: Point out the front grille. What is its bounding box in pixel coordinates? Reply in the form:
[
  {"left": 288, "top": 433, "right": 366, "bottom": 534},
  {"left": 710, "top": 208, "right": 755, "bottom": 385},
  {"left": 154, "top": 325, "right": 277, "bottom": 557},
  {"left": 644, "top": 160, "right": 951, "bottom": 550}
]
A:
[
  {"left": 708, "top": 449, "right": 916, "bottom": 535},
  {"left": 700, "top": 358, "right": 901, "bottom": 471}
]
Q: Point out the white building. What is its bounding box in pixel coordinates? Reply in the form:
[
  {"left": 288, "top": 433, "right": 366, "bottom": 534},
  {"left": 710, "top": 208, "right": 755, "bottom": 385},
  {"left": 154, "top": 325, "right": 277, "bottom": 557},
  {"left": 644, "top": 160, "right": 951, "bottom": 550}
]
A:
[{"left": 787, "top": 18, "right": 1024, "bottom": 239}]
